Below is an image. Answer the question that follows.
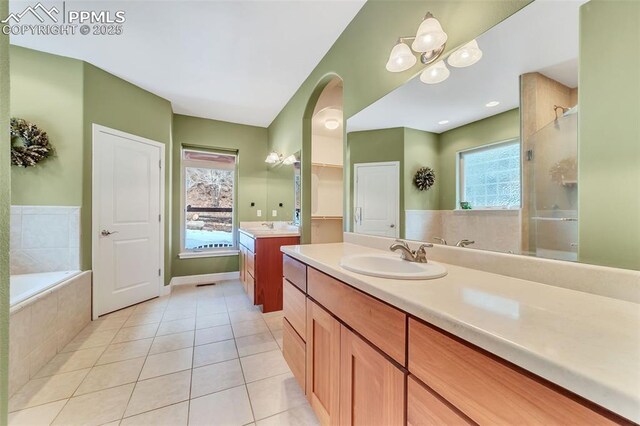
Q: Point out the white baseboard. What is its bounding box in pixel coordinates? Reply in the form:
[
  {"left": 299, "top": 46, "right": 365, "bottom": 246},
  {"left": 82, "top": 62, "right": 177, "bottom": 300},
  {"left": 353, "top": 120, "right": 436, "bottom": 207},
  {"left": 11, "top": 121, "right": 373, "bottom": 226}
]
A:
[{"left": 169, "top": 271, "right": 240, "bottom": 288}]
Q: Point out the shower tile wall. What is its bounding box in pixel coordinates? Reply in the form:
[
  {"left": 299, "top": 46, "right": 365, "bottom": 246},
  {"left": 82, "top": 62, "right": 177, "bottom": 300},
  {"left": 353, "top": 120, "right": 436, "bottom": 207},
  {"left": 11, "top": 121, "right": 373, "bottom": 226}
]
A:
[{"left": 10, "top": 206, "right": 80, "bottom": 274}]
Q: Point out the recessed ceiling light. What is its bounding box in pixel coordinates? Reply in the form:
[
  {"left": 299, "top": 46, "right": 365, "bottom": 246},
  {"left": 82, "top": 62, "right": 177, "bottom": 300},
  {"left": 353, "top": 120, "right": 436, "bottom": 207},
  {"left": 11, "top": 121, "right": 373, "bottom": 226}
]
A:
[
  {"left": 485, "top": 101, "right": 500, "bottom": 107},
  {"left": 438, "top": 120, "right": 449, "bottom": 125}
]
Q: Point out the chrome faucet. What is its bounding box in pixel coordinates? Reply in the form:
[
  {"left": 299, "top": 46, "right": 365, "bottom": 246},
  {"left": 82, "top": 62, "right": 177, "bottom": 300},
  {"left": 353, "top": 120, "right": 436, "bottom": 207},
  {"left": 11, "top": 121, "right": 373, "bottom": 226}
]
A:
[
  {"left": 389, "top": 240, "right": 432, "bottom": 263},
  {"left": 433, "top": 237, "right": 447, "bottom": 245},
  {"left": 455, "top": 239, "right": 475, "bottom": 248},
  {"left": 261, "top": 222, "right": 274, "bottom": 229}
]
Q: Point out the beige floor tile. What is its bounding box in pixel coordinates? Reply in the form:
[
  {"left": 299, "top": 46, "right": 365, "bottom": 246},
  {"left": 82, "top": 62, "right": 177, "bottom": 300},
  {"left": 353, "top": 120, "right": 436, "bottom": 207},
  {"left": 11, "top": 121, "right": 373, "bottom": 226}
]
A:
[
  {"left": 188, "top": 385, "right": 254, "bottom": 426},
  {"left": 75, "top": 357, "right": 145, "bottom": 395},
  {"left": 61, "top": 329, "right": 118, "bottom": 353},
  {"left": 156, "top": 318, "right": 195, "bottom": 337},
  {"left": 33, "top": 346, "right": 105, "bottom": 378},
  {"left": 162, "top": 308, "right": 196, "bottom": 322},
  {"left": 225, "top": 295, "right": 254, "bottom": 312},
  {"left": 102, "top": 306, "right": 136, "bottom": 319},
  {"left": 139, "top": 347, "right": 193, "bottom": 380},
  {"left": 124, "top": 370, "right": 191, "bottom": 417},
  {"left": 241, "top": 349, "right": 290, "bottom": 383},
  {"left": 52, "top": 383, "right": 134, "bottom": 426},
  {"left": 120, "top": 401, "right": 188, "bottom": 426},
  {"left": 112, "top": 324, "right": 159, "bottom": 344},
  {"left": 228, "top": 307, "right": 263, "bottom": 324},
  {"left": 194, "top": 324, "right": 233, "bottom": 346},
  {"left": 196, "top": 299, "right": 227, "bottom": 315},
  {"left": 123, "top": 311, "right": 163, "bottom": 328},
  {"left": 96, "top": 338, "right": 153, "bottom": 365},
  {"left": 235, "top": 332, "right": 279, "bottom": 357},
  {"left": 191, "top": 359, "right": 245, "bottom": 399},
  {"left": 256, "top": 403, "right": 319, "bottom": 426},
  {"left": 193, "top": 339, "right": 238, "bottom": 368},
  {"left": 265, "top": 315, "right": 284, "bottom": 332},
  {"left": 149, "top": 330, "right": 194, "bottom": 355},
  {"left": 246, "top": 373, "right": 307, "bottom": 421},
  {"left": 8, "top": 400, "right": 67, "bottom": 426},
  {"left": 78, "top": 316, "right": 127, "bottom": 335},
  {"left": 9, "top": 369, "right": 90, "bottom": 412},
  {"left": 133, "top": 302, "right": 167, "bottom": 315},
  {"left": 195, "top": 313, "right": 229, "bottom": 329},
  {"left": 271, "top": 328, "right": 283, "bottom": 349},
  {"left": 232, "top": 319, "right": 270, "bottom": 338}
]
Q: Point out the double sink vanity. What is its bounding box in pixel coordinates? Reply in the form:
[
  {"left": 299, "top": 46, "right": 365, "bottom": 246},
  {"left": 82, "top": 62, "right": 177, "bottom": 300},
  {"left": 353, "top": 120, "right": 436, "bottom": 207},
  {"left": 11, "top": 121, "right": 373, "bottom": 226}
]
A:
[{"left": 279, "top": 238, "right": 639, "bottom": 425}]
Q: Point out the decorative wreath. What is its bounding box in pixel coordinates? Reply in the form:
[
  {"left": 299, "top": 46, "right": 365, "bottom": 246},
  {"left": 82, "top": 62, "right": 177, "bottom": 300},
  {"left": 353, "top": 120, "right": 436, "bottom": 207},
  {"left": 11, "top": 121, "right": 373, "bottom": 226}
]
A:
[
  {"left": 10, "top": 118, "right": 54, "bottom": 167},
  {"left": 413, "top": 166, "right": 436, "bottom": 191}
]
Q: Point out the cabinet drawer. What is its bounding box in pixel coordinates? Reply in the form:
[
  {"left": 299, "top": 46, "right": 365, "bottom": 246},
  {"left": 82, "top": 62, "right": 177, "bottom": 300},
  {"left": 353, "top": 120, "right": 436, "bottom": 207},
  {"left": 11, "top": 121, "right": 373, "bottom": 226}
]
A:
[
  {"left": 283, "top": 318, "right": 306, "bottom": 392},
  {"left": 408, "top": 319, "right": 619, "bottom": 425},
  {"left": 283, "top": 255, "right": 307, "bottom": 292},
  {"left": 239, "top": 232, "right": 255, "bottom": 253},
  {"left": 407, "top": 375, "right": 472, "bottom": 426},
  {"left": 246, "top": 252, "right": 255, "bottom": 278},
  {"left": 307, "top": 268, "right": 406, "bottom": 365},
  {"left": 283, "top": 279, "right": 306, "bottom": 341}
]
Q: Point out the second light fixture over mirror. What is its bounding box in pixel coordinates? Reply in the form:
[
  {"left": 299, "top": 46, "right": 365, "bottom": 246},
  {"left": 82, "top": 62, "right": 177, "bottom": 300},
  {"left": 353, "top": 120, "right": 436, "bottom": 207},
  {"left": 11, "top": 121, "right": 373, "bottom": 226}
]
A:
[{"left": 386, "top": 12, "right": 483, "bottom": 85}]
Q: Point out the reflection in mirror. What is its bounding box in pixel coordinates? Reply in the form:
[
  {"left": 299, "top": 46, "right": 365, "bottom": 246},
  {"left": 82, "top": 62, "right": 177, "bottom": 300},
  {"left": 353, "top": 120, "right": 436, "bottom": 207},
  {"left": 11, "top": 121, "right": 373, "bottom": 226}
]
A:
[
  {"left": 347, "top": 1, "right": 584, "bottom": 263},
  {"left": 266, "top": 150, "right": 300, "bottom": 223}
]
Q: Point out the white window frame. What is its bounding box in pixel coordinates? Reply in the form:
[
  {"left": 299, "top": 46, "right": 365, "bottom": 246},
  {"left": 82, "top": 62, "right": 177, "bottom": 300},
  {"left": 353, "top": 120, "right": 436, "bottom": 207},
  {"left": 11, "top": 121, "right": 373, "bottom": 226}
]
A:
[
  {"left": 457, "top": 138, "right": 521, "bottom": 210},
  {"left": 179, "top": 148, "right": 238, "bottom": 259}
]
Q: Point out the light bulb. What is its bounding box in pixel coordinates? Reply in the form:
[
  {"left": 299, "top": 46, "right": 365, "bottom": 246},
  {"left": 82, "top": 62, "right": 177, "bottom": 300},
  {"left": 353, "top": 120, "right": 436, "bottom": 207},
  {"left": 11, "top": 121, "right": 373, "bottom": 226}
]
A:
[
  {"left": 420, "top": 60, "right": 450, "bottom": 84},
  {"left": 324, "top": 119, "right": 340, "bottom": 130},
  {"left": 412, "top": 14, "right": 447, "bottom": 53},
  {"left": 448, "top": 39, "right": 483, "bottom": 68},
  {"left": 385, "top": 42, "right": 417, "bottom": 72},
  {"left": 282, "top": 155, "right": 297, "bottom": 165},
  {"left": 265, "top": 151, "right": 281, "bottom": 164}
]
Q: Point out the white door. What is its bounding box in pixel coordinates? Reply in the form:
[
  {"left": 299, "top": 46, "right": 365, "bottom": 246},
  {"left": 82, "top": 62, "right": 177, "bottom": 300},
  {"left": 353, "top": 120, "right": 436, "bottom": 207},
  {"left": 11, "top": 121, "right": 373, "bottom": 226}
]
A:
[
  {"left": 354, "top": 162, "right": 399, "bottom": 238},
  {"left": 92, "top": 125, "right": 164, "bottom": 318}
]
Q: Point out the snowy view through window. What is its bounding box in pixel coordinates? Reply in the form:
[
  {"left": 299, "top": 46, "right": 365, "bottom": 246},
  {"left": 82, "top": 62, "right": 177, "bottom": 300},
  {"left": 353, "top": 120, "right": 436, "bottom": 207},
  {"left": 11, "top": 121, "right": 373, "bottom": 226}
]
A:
[{"left": 185, "top": 166, "right": 234, "bottom": 249}]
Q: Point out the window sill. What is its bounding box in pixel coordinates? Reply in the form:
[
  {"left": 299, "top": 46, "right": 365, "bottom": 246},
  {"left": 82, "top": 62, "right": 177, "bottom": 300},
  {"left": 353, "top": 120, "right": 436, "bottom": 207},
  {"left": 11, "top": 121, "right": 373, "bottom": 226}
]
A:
[{"left": 178, "top": 250, "right": 239, "bottom": 260}]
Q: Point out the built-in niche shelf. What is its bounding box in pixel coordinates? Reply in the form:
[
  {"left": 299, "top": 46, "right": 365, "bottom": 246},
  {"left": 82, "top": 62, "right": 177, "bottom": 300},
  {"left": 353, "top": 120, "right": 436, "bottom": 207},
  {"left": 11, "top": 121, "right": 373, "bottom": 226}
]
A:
[
  {"left": 312, "top": 162, "right": 343, "bottom": 169},
  {"left": 312, "top": 215, "right": 343, "bottom": 220}
]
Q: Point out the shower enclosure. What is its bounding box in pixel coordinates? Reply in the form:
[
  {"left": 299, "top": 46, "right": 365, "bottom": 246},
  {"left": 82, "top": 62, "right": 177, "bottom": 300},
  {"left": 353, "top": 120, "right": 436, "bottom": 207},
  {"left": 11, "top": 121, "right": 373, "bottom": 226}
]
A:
[{"left": 526, "top": 108, "right": 578, "bottom": 261}]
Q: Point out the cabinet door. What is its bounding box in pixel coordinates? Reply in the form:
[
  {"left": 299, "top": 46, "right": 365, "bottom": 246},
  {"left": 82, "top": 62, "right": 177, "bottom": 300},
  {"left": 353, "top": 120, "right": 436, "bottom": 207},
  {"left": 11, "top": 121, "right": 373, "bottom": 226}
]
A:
[
  {"left": 239, "top": 246, "right": 246, "bottom": 286},
  {"left": 340, "top": 326, "right": 405, "bottom": 426},
  {"left": 407, "top": 375, "right": 473, "bottom": 426},
  {"left": 306, "top": 299, "right": 341, "bottom": 426}
]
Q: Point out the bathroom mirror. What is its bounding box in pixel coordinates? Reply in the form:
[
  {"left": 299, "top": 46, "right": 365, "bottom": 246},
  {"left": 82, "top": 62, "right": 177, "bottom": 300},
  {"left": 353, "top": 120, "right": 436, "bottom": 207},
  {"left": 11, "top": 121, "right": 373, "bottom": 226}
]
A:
[
  {"left": 266, "top": 150, "right": 300, "bottom": 223},
  {"left": 346, "top": 0, "right": 636, "bottom": 269}
]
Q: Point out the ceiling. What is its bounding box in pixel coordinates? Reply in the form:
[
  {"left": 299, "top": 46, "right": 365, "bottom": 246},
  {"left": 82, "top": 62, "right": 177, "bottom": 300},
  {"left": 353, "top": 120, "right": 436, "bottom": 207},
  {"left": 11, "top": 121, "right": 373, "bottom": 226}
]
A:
[
  {"left": 348, "top": 0, "right": 585, "bottom": 134},
  {"left": 9, "top": 0, "right": 365, "bottom": 127}
]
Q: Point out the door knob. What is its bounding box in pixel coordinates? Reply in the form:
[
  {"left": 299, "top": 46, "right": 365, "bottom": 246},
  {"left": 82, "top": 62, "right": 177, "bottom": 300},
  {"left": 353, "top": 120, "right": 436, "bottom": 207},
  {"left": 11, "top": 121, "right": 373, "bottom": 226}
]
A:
[
  {"left": 101, "top": 230, "right": 118, "bottom": 236},
  {"left": 390, "top": 224, "right": 395, "bottom": 228}
]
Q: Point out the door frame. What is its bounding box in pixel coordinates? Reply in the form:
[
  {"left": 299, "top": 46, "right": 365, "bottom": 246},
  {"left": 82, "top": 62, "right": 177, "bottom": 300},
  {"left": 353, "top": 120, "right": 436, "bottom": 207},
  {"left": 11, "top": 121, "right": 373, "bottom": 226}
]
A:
[
  {"left": 353, "top": 161, "right": 400, "bottom": 238},
  {"left": 91, "top": 124, "right": 165, "bottom": 319}
]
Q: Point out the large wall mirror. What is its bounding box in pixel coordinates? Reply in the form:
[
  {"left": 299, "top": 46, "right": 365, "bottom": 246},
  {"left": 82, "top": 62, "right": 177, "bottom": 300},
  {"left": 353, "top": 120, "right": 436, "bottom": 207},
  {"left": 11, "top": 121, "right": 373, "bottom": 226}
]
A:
[{"left": 346, "top": 0, "right": 638, "bottom": 270}]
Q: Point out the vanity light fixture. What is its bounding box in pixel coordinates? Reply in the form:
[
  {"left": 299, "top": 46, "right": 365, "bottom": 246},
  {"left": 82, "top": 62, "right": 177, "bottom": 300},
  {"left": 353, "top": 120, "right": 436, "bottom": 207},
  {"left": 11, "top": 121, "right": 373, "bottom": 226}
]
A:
[
  {"left": 485, "top": 101, "right": 500, "bottom": 107},
  {"left": 447, "top": 39, "right": 483, "bottom": 68},
  {"left": 324, "top": 119, "right": 340, "bottom": 130},
  {"left": 264, "top": 151, "right": 282, "bottom": 164},
  {"left": 420, "top": 60, "right": 450, "bottom": 84},
  {"left": 385, "top": 12, "right": 447, "bottom": 73},
  {"left": 438, "top": 120, "right": 450, "bottom": 125},
  {"left": 282, "top": 155, "right": 297, "bottom": 165}
]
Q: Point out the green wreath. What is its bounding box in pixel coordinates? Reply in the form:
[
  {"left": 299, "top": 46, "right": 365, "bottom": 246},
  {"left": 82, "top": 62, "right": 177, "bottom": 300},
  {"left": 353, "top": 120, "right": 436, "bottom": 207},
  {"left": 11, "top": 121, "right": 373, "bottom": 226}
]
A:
[
  {"left": 413, "top": 166, "right": 436, "bottom": 191},
  {"left": 10, "top": 118, "right": 54, "bottom": 167}
]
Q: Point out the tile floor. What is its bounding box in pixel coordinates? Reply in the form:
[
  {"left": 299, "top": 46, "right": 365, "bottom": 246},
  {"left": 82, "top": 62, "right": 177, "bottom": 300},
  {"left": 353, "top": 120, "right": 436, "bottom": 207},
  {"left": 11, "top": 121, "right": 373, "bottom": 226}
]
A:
[{"left": 8, "top": 280, "right": 319, "bottom": 426}]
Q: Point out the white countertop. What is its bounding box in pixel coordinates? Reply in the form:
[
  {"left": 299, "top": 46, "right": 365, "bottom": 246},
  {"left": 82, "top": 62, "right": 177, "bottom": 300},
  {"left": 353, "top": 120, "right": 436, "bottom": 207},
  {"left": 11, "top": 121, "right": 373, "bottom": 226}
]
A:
[
  {"left": 281, "top": 242, "right": 640, "bottom": 422},
  {"left": 239, "top": 226, "right": 300, "bottom": 239}
]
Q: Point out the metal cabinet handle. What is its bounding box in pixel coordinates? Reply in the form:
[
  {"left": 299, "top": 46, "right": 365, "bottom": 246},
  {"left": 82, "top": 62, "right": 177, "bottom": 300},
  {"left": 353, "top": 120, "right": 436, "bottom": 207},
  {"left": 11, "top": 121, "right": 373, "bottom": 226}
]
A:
[{"left": 101, "top": 230, "right": 118, "bottom": 237}]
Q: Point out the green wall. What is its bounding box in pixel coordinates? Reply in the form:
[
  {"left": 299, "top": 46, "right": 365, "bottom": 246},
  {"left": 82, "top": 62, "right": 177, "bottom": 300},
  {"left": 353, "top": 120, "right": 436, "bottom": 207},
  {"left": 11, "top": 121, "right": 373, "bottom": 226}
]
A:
[
  {"left": 9, "top": 46, "right": 84, "bottom": 206},
  {"left": 578, "top": 0, "right": 640, "bottom": 270},
  {"left": 267, "top": 164, "right": 296, "bottom": 222},
  {"left": 171, "top": 114, "right": 268, "bottom": 278},
  {"left": 82, "top": 63, "right": 174, "bottom": 281},
  {"left": 0, "top": 0, "right": 10, "bottom": 420},
  {"left": 404, "top": 127, "right": 440, "bottom": 211},
  {"left": 267, "top": 0, "right": 531, "bottom": 242},
  {"left": 438, "top": 108, "right": 520, "bottom": 210},
  {"left": 347, "top": 128, "right": 405, "bottom": 235}
]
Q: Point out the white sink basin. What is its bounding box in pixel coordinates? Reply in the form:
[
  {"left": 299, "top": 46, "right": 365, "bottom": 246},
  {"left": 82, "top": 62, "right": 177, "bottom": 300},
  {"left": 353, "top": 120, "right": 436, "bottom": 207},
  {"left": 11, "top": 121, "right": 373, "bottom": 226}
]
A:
[{"left": 340, "top": 254, "right": 447, "bottom": 280}]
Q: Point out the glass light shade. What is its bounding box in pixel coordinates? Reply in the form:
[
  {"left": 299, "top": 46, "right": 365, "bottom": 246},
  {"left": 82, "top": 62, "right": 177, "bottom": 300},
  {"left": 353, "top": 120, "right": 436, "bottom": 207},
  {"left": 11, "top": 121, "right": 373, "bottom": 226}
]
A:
[
  {"left": 282, "top": 155, "right": 297, "bottom": 165},
  {"left": 412, "top": 16, "right": 448, "bottom": 52},
  {"left": 265, "top": 151, "right": 281, "bottom": 164},
  {"left": 447, "top": 39, "right": 483, "bottom": 68},
  {"left": 385, "top": 42, "right": 417, "bottom": 72},
  {"left": 324, "top": 119, "right": 340, "bottom": 130},
  {"left": 420, "top": 60, "right": 450, "bottom": 84}
]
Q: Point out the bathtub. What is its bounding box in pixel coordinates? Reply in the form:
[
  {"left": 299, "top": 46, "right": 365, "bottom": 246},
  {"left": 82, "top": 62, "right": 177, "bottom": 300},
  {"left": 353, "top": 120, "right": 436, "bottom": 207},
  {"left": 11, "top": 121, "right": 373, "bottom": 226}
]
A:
[
  {"left": 9, "top": 270, "right": 91, "bottom": 397},
  {"left": 10, "top": 270, "right": 82, "bottom": 310}
]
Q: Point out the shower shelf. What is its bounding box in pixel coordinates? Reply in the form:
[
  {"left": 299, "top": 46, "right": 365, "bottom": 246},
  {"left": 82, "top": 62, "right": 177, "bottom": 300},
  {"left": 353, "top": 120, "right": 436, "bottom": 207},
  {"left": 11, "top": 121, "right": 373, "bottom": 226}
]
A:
[{"left": 531, "top": 217, "right": 578, "bottom": 222}]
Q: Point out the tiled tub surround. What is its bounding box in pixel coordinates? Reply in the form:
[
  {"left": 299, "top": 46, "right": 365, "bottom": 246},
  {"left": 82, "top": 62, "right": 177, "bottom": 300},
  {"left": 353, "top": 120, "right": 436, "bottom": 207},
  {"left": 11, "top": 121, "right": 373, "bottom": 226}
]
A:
[
  {"left": 405, "top": 209, "right": 522, "bottom": 254},
  {"left": 9, "top": 271, "right": 91, "bottom": 399},
  {"left": 282, "top": 241, "right": 640, "bottom": 422},
  {"left": 10, "top": 206, "right": 80, "bottom": 275}
]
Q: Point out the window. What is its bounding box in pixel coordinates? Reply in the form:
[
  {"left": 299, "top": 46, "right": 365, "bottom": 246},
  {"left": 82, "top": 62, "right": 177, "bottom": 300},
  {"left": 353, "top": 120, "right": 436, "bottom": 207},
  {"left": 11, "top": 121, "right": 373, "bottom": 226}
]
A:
[
  {"left": 181, "top": 149, "right": 237, "bottom": 254},
  {"left": 458, "top": 139, "right": 521, "bottom": 209}
]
